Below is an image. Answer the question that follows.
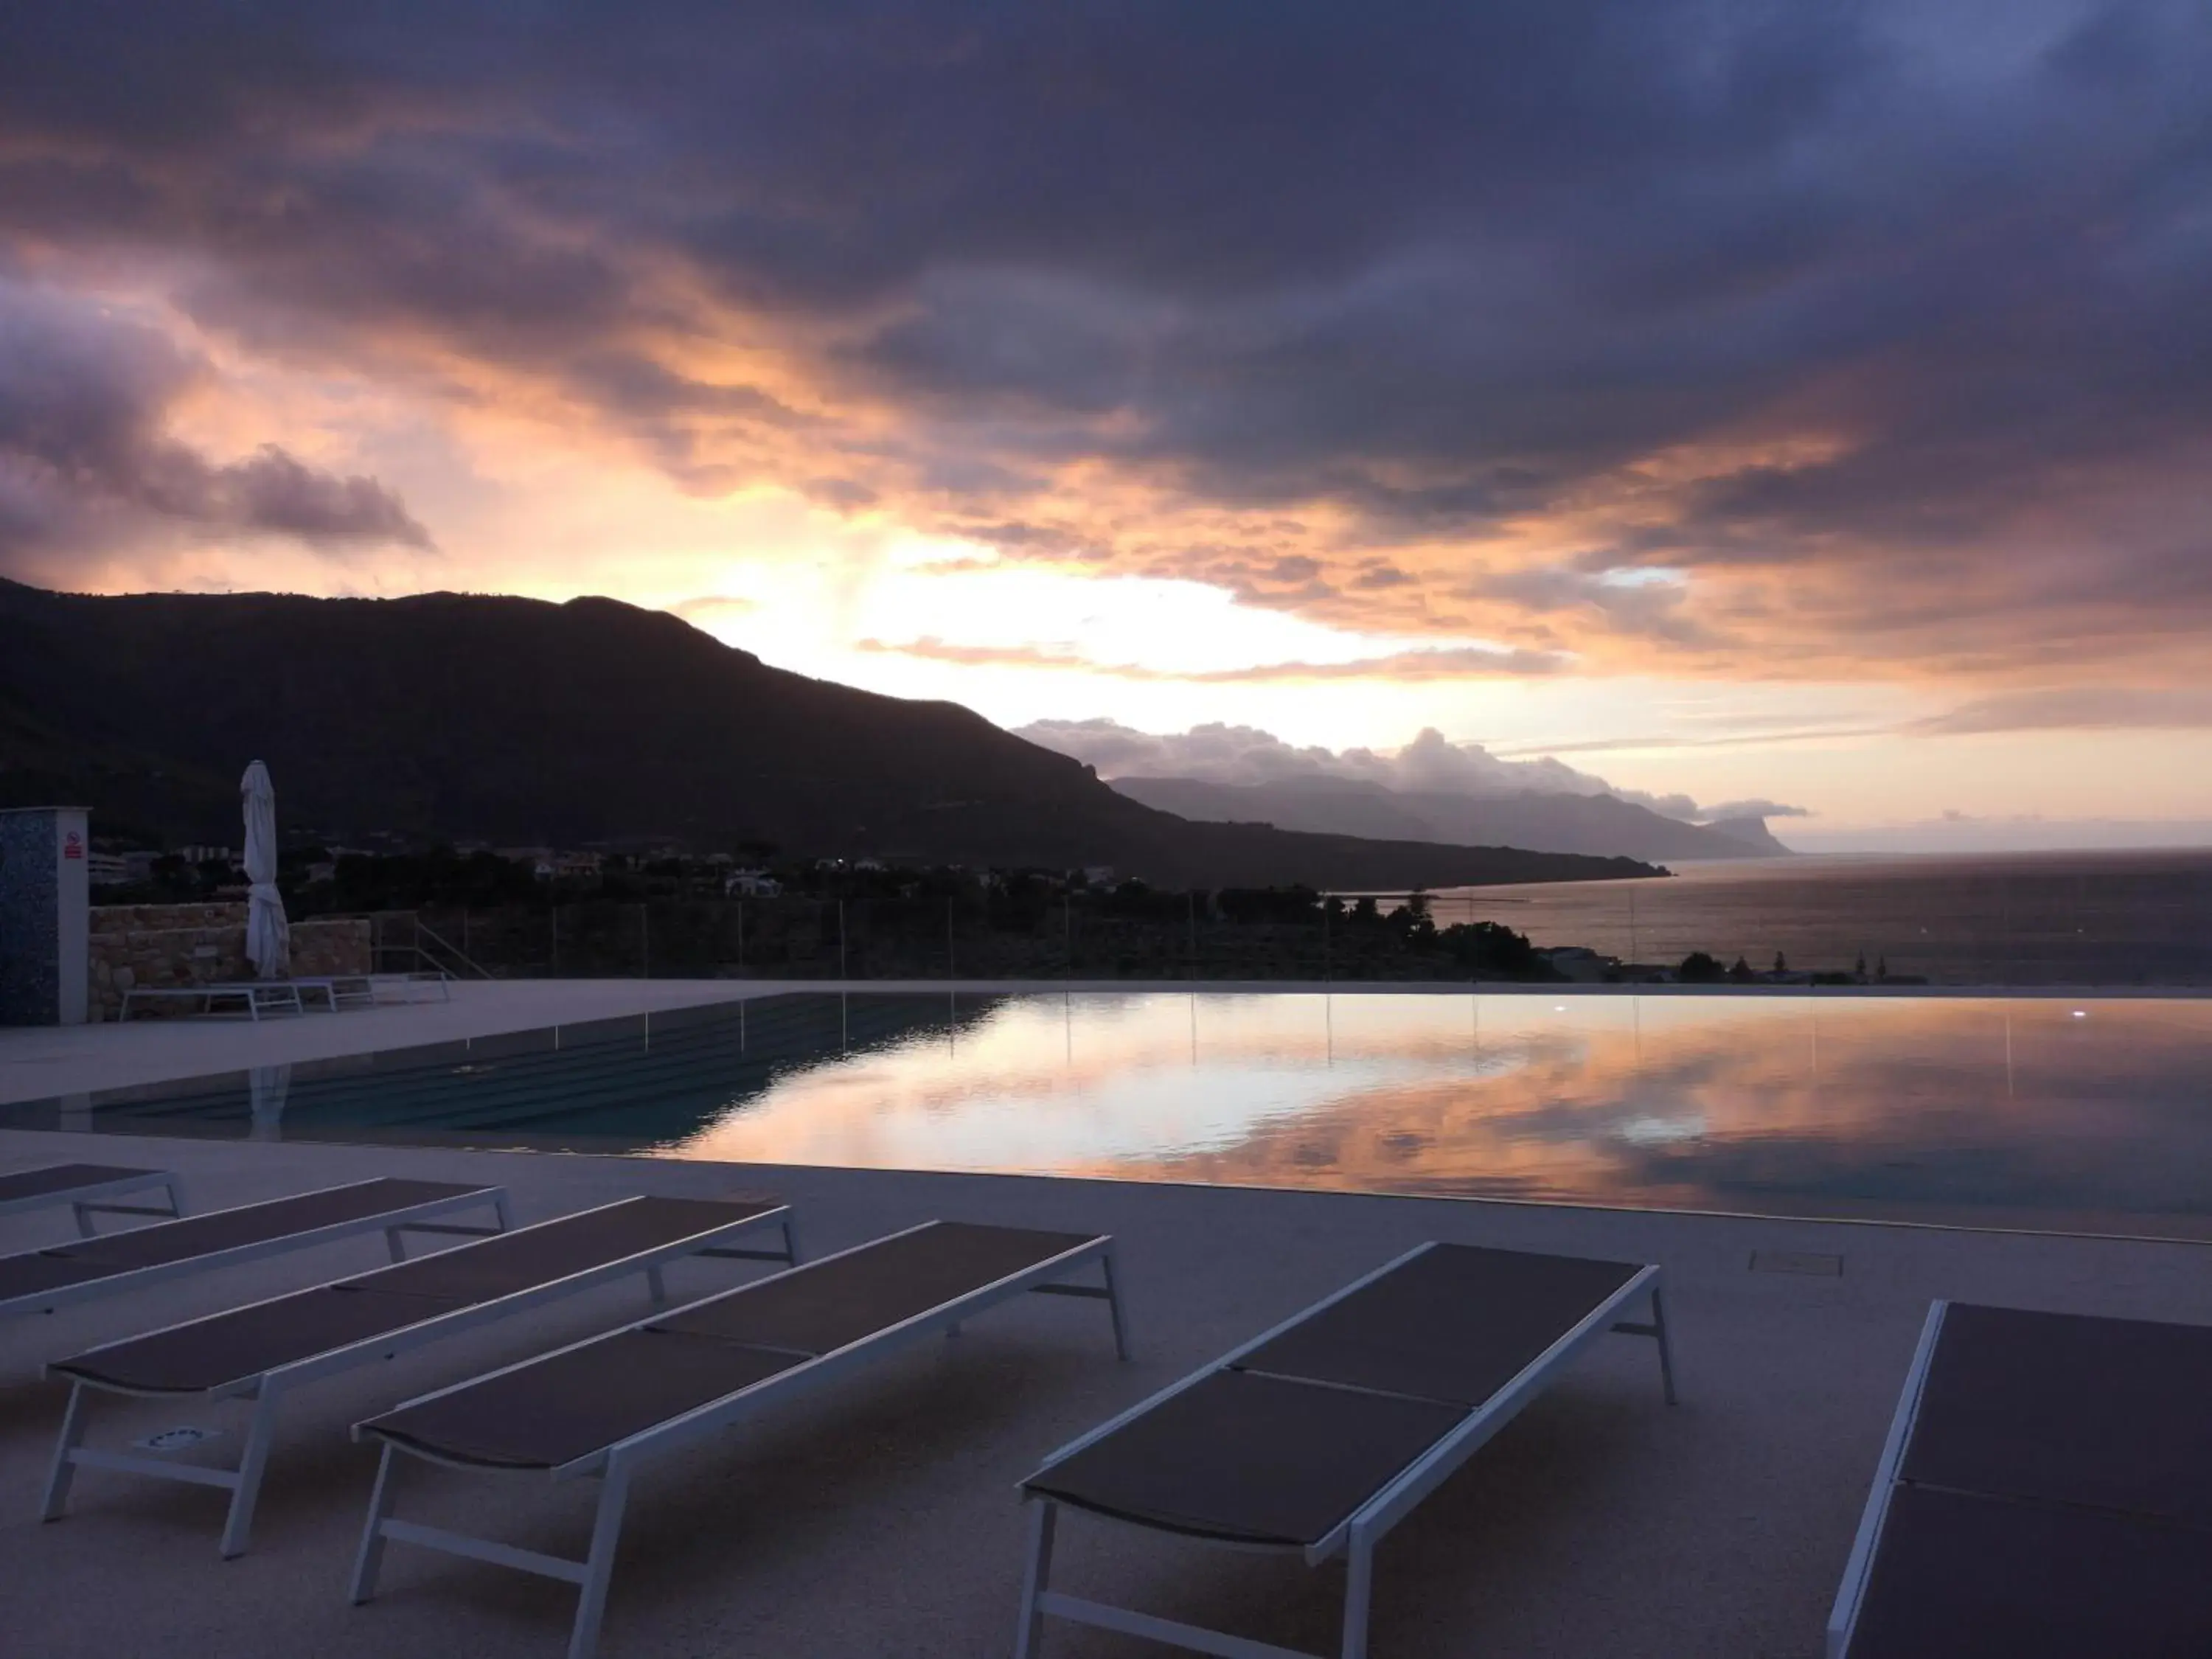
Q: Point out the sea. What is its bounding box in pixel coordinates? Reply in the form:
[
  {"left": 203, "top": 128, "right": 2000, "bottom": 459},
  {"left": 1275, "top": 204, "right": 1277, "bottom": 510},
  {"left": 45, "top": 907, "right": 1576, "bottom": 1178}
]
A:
[{"left": 1438, "top": 847, "right": 2212, "bottom": 987}]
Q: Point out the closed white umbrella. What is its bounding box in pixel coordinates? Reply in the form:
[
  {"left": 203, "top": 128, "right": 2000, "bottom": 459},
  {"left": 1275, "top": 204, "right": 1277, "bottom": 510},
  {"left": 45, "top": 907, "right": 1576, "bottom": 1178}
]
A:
[{"left": 241, "top": 759, "right": 291, "bottom": 978}]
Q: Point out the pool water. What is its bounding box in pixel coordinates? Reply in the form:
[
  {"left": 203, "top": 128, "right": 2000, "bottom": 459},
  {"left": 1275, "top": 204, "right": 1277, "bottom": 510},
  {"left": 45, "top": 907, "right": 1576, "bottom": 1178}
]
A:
[{"left": 13, "top": 992, "right": 2212, "bottom": 1237}]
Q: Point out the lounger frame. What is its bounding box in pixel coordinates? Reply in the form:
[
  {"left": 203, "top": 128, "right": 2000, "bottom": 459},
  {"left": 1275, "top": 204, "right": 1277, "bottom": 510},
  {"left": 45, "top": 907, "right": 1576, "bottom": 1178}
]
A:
[
  {"left": 1015, "top": 1242, "right": 1674, "bottom": 1659},
  {"left": 119, "top": 982, "right": 306, "bottom": 1020},
  {"left": 40, "top": 1197, "right": 798, "bottom": 1557},
  {"left": 0, "top": 1179, "right": 512, "bottom": 1324},
  {"left": 350, "top": 1221, "right": 1130, "bottom": 1659},
  {"left": 1823, "top": 1301, "right": 1947, "bottom": 1659},
  {"left": 0, "top": 1167, "right": 185, "bottom": 1236}
]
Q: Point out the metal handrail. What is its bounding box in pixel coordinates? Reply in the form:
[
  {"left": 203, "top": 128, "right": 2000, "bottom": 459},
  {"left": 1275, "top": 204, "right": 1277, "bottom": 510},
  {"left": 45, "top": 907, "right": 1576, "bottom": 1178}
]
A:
[
  {"left": 369, "top": 912, "right": 491, "bottom": 981},
  {"left": 412, "top": 919, "right": 494, "bottom": 981}
]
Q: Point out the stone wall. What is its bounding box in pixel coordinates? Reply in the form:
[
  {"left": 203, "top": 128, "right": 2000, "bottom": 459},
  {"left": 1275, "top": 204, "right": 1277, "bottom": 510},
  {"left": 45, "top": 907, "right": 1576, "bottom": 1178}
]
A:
[{"left": 88, "top": 903, "right": 372, "bottom": 1020}]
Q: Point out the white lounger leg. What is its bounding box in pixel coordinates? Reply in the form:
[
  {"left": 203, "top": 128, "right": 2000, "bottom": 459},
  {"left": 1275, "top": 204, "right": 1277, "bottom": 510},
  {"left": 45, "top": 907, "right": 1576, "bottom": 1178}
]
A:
[
  {"left": 645, "top": 1265, "right": 668, "bottom": 1306},
  {"left": 219, "top": 1388, "right": 284, "bottom": 1557},
  {"left": 350, "top": 1443, "right": 400, "bottom": 1603},
  {"left": 1610, "top": 1276, "right": 1680, "bottom": 1405},
  {"left": 568, "top": 1460, "right": 636, "bottom": 1659},
  {"left": 1650, "top": 1285, "right": 1678, "bottom": 1405},
  {"left": 41, "top": 1380, "right": 91, "bottom": 1520},
  {"left": 1103, "top": 1249, "right": 1133, "bottom": 1361},
  {"left": 71, "top": 1174, "right": 187, "bottom": 1237},
  {"left": 1013, "top": 1498, "right": 1059, "bottom": 1659},
  {"left": 1340, "top": 1526, "right": 1376, "bottom": 1659}
]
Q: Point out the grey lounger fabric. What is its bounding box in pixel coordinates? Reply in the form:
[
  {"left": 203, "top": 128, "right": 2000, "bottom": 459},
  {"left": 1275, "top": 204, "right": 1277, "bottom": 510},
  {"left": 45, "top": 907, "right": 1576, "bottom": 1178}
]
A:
[
  {"left": 1899, "top": 1304, "right": 2212, "bottom": 1526},
  {"left": 1015, "top": 1241, "right": 1673, "bottom": 1659},
  {"left": 369, "top": 1327, "right": 804, "bottom": 1469},
  {"left": 0, "top": 1164, "right": 184, "bottom": 1237},
  {"left": 0, "top": 1164, "right": 155, "bottom": 1207},
  {"left": 54, "top": 1196, "right": 784, "bottom": 1395},
  {"left": 41, "top": 1194, "right": 790, "bottom": 1558},
  {"left": 1029, "top": 1243, "right": 1642, "bottom": 1545},
  {"left": 1847, "top": 1484, "right": 2212, "bottom": 1658},
  {"left": 1239, "top": 1243, "right": 1644, "bottom": 1410},
  {"left": 1, "top": 1178, "right": 502, "bottom": 1319},
  {"left": 1029, "top": 1368, "right": 1464, "bottom": 1547},
  {"left": 55, "top": 1179, "right": 476, "bottom": 1270},
  {"left": 350, "top": 1219, "right": 1127, "bottom": 1659},
  {"left": 1834, "top": 1303, "right": 2212, "bottom": 1658},
  {"left": 64, "top": 1287, "right": 458, "bottom": 1394},
  {"left": 366, "top": 1221, "right": 1096, "bottom": 1470}
]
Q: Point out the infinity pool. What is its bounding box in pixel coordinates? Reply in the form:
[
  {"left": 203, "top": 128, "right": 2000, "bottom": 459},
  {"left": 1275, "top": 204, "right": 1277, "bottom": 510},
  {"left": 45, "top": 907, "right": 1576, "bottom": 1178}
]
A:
[{"left": 13, "top": 992, "right": 2212, "bottom": 1236}]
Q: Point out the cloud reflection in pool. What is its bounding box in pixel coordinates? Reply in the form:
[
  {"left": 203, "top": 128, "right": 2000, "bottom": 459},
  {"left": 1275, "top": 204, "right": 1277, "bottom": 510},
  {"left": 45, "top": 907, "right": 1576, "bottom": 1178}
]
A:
[{"left": 663, "top": 992, "right": 2212, "bottom": 1235}]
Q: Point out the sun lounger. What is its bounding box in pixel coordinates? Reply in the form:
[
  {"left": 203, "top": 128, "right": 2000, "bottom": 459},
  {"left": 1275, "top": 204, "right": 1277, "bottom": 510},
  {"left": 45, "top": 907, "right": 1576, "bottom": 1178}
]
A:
[
  {"left": 0, "top": 1177, "right": 510, "bottom": 1325},
  {"left": 119, "top": 982, "right": 306, "bottom": 1020},
  {"left": 350, "top": 1220, "right": 1130, "bottom": 1659},
  {"left": 1013, "top": 1241, "right": 1675, "bottom": 1659},
  {"left": 0, "top": 1164, "right": 184, "bottom": 1237},
  {"left": 1827, "top": 1301, "right": 2212, "bottom": 1658},
  {"left": 290, "top": 973, "right": 451, "bottom": 1010},
  {"left": 41, "top": 1194, "right": 797, "bottom": 1557}
]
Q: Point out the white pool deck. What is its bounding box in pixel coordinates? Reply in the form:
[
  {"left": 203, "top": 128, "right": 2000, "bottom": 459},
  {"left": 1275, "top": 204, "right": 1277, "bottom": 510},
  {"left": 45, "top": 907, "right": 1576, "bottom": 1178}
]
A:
[{"left": 2, "top": 978, "right": 2208, "bottom": 1658}]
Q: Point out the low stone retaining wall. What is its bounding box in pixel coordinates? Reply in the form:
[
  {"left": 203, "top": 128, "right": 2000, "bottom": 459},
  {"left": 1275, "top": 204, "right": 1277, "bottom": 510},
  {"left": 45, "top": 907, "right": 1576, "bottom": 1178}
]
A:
[{"left": 88, "top": 904, "right": 372, "bottom": 1020}]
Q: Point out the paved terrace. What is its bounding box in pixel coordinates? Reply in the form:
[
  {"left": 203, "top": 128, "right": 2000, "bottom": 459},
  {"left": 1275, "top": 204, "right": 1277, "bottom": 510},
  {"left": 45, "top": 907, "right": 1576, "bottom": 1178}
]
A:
[{"left": 3, "top": 1127, "right": 2208, "bottom": 1658}]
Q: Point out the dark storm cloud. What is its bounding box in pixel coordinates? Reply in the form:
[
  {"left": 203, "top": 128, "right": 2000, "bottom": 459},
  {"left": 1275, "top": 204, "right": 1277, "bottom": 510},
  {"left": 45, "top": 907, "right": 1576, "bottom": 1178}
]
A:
[
  {"left": 1, "top": 1, "right": 2208, "bottom": 667},
  {"left": 0, "top": 282, "right": 429, "bottom": 573}
]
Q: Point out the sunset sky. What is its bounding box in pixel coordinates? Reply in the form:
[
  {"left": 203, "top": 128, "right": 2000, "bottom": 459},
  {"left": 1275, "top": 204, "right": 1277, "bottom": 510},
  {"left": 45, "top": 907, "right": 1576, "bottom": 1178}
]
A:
[{"left": 3, "top": 3, "right": 2209, "bottom": 848}]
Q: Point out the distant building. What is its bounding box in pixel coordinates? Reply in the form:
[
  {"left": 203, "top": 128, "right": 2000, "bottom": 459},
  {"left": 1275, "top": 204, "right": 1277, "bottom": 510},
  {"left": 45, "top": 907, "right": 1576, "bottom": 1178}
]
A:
[
  {"left": 534, "top": 852, "right": 603, "bottom": 882},
  {"left": 1081, "top": 866, "right": 1116, "bottom": 887},
  {"left": 86, "top": 852, "right": 131, "bottom": 886},
  {"left": 178, "top": 844, "right": 236, "bottom": 866},
  {"left": 1539, "top": 945, "right": 1615, "bottom": 983},
  {"left": 726, "top": 868, "right": 781, "bottom": 897}
]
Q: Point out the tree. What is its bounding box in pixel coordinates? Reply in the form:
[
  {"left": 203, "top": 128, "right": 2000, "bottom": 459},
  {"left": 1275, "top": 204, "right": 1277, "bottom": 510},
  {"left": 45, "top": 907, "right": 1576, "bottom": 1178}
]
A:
[
  {"left": 1855, "top": 952, "right": 1867, "bottom": 979},
  {"left": 1773, "top": 950, "right": 1788, "bottom": 975},
  {"left": 1728, "top": 955, "right": 1756, "bottom": 983},
  {"left": 1440, "top": 920, "right": 1550, "bottom": 979},
  {"left": 1678, "top": 950, "right": 1725, "bottom": 983},
  {"left": 1397, "top": 890, "right": 1438, "bottom": 944}
]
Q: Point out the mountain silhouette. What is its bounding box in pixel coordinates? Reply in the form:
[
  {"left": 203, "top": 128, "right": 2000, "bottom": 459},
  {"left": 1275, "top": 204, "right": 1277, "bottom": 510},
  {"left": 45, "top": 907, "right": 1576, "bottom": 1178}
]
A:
[
  {"left": 1108, "top": 774, "right": 1789, "bottom": 862},
  {"left": 0, "top": 579, "right": 1663, "bottom": 889}
]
